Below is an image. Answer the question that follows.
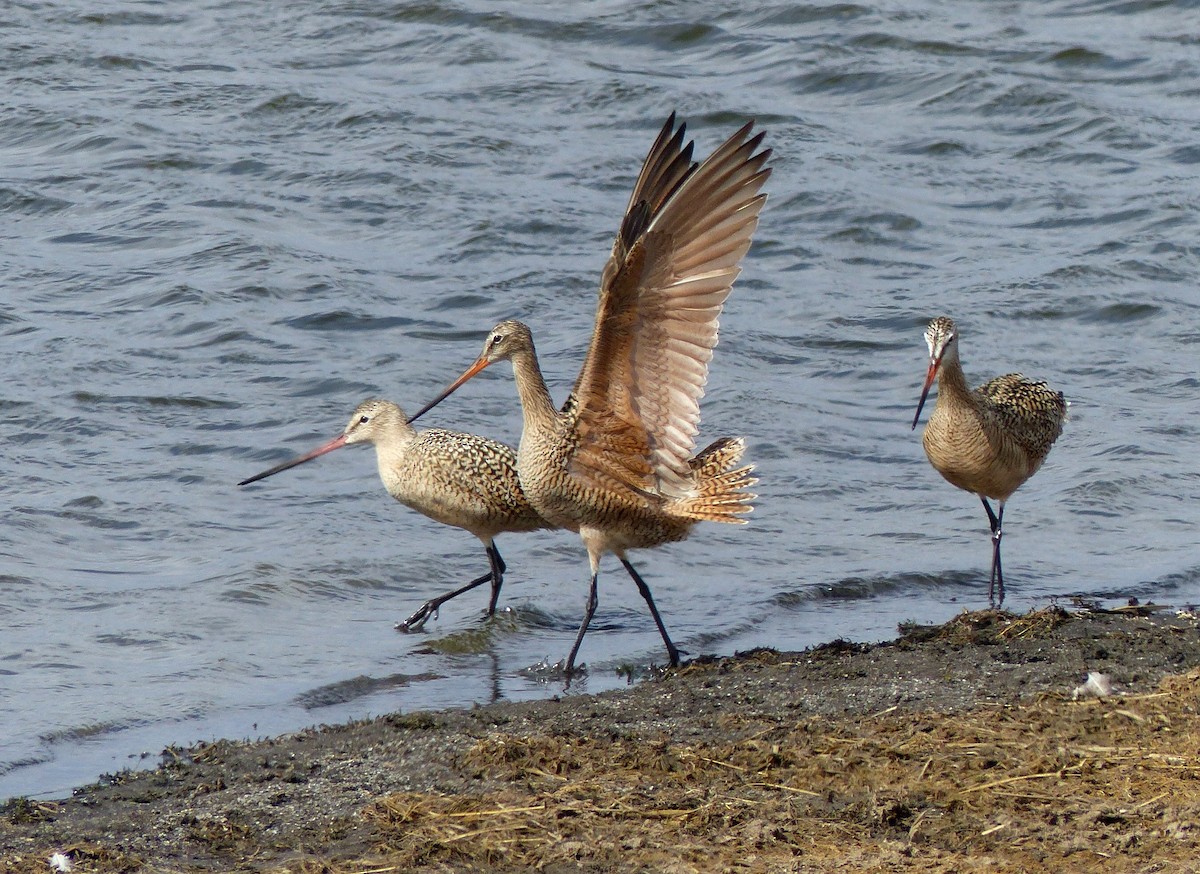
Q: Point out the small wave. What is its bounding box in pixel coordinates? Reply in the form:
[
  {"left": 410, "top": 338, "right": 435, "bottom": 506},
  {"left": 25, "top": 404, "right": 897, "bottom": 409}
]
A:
[
  {"left": 294, "top": 671, "right": 442, "bottom": 709},
  {"left": 71, "top": 391, "right": 235, "bottom": 410},
  {"left": 772, "top": 570, "right": 981, "bottom": 606}
]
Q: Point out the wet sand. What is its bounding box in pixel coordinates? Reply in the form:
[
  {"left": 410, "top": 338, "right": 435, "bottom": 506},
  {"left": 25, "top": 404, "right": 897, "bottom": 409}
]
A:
[{"left": 5, "top": 606, "right": 1200, "bottom": 873}]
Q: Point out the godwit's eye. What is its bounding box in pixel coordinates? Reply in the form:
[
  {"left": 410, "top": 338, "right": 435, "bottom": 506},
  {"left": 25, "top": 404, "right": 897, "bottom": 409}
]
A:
[{"left": 359, "top": 415, "right": 370, "bottom": 424}]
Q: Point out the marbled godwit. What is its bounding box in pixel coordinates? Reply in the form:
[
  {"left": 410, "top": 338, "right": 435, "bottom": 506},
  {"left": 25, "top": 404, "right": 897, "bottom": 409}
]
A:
[
  {"left": 239, "top": 399, "right": 551, "bottom": 631},
  {"left": 911, "top": 316, "right": 1066, "bottom": 606},
  {"left": 408, "top": 115, "right": 770, "bottom": 673}
]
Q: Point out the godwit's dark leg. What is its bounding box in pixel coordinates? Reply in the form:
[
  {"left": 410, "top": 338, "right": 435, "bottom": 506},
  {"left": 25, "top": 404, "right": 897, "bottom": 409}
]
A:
[
  {"left": 565, "top": 571, "right": 600, "bottom": 678},
  {"left": 484, "top": 541, "right": 507, "bottom": 616},
  {"left": 980, "top": 497, "right": 1005, "bottom": 607},
  {"left": 619, "top": 557, "right": 681, "bottom": 667}
]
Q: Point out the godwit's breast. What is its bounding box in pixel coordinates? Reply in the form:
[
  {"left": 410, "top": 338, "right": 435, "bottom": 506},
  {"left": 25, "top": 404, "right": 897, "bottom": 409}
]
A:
[
  {"left": 923, "top": 393, "right": 1049, "bottom": 502},
  {"left": 382, "top": 429, "right": 548, "bottom": 538}
]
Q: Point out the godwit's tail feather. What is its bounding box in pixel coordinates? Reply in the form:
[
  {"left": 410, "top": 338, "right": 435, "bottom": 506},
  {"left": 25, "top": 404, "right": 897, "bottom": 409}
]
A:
[{"left": 671, "top": 436, "right": 757, "bottom": 524}]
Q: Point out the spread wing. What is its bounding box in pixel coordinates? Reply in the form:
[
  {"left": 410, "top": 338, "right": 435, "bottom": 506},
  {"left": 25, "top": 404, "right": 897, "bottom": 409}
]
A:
[
  {"left": 561, "top": 115, "right": 696, "bottom": 416},
  {"left": 567, "top": 117, "right": 771, "bottom": 499}
]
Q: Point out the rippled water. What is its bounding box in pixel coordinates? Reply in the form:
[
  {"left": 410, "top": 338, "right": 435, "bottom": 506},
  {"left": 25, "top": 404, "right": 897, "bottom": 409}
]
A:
[{"left": 3, "top": 0, "right": 1199, "bottom": 799}]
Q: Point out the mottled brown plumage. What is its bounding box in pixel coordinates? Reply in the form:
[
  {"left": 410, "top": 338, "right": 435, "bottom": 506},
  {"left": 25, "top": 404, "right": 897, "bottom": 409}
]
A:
[
  {"left": 409, "top": 114, "right": 770, "bottom": 674},
  {"left": 239, "top": 399, "right": 551, "bottom": 630},
  {"left": 911, "top": 316, "right": 1066, "bottom": 605}
]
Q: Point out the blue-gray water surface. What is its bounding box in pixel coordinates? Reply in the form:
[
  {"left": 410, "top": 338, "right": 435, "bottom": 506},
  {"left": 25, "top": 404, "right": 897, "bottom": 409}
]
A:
[{"left": 3, "top": 0, "right": 1199, "bottom": 800}]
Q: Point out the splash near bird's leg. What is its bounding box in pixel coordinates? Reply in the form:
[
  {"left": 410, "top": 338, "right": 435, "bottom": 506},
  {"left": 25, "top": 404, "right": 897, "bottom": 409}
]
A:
[
  {"left": 395, "top": 569, "right": 494, "bottom": 633},
  {"left": 485, "top": 543, "right": 507, "bottom": 616},
  {"left": 980, "top": 497, "right": 1005, "bottom": 607},
  {"left": 620, "top": 558, "right": 682, "bottom": 668},
  {"left": 565, "top": 573, "right": 600, "bottom": 681}
]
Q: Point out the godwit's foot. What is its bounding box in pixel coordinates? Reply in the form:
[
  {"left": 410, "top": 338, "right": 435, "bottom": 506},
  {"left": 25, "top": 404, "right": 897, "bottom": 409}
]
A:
[
  {"left": 395, "top": 602, "right": 439, "bottom": 632},
  {"left": 561, "top": 660, "right": 588, "bottom": 689},
  {"left": 647, "top": 657, "right": 683, "bottom": 679},
  {"left": 395, "top": 568, "right": 497, "bottom": 633}
]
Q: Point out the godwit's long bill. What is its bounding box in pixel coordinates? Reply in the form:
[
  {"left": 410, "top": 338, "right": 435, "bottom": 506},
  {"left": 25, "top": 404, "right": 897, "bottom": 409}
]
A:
[
  {"left": 408, "top": 114, "right": 770, "bottom": 674},
  {"left": 911, "top": 316, "right": 1066, "bottom": 606},
  {"left": 240, "top": 399, "right": 552, "bottom": 630}
]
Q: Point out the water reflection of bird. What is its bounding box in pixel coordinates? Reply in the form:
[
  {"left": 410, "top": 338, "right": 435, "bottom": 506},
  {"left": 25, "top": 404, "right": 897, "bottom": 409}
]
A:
[
  {"left": 239, "top": 399, "right": 552, "bottom": 630},
  {"left": 912, "top": 316, "right": 1066, "bottom": 605},
  {"left": 409, "top": 114, "right": 770, "bottom": 674}
]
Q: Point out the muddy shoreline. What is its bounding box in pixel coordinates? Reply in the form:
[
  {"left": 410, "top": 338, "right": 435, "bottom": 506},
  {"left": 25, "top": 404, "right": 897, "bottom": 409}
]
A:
[{"left": 5, "top": 606, "right": 1200, "bottom": 872}]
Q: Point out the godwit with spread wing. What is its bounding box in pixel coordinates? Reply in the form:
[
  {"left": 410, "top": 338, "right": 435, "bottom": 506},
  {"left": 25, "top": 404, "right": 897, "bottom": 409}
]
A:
[
  {"left": 408, "top": 115, "right": 770, "bottom": 674},
  {"left": 911, "top": 316, "right": 1066, "bottom": 606},
  {"left": 239, "top": 399, "right": 551, "bottom": 630}
]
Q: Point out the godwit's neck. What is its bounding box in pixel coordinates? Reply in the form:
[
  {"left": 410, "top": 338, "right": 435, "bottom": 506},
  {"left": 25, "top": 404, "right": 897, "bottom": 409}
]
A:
[
  {"left": 509, "top": 346, "right": 559, "bottom": 432},
  {"left": 936, "top": 354, "right": 975, "bottom": 411},
  {"left": 369, "top": 419, "right": 418, "bottom": 469}
]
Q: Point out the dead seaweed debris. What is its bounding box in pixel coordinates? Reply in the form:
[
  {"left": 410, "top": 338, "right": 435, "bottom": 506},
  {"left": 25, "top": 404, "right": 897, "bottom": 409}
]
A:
[
  {"left": 359, "top": 666, "right": 1200, "bottom": 873},
  {"left": 897, "top": 605, "right": 1071, "bottom": 647}
]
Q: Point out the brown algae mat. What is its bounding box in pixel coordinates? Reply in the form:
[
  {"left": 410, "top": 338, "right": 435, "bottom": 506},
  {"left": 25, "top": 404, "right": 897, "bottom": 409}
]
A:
[{"left": 5, "top": 606, "right": 1200, "bottom": 872}]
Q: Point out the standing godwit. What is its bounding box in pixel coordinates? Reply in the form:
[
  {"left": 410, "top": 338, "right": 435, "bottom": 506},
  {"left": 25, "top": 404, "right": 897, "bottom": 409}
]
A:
[
  {"left": 911, "top": 316, "right": 1066, "bottom": 606},
  {"left": 407, "top": 115, "right": 770, "bottom": 674},
  {"left": 239, "top": 399, "right": 551, "bottom": 631}
]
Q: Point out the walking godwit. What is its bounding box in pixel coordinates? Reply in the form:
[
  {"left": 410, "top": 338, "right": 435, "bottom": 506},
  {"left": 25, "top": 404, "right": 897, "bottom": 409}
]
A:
[
  {"left": 911, "top": 316, "right": 1066, "bottom": 606},
  {"left": 407, "top": 114, "right": 770, "bottom": 674},
  {"left": 239, "top": 399, "right": 551, "bottom": 631}
]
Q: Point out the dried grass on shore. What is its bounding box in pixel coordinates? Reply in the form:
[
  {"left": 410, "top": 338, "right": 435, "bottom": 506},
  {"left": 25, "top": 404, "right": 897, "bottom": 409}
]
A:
[{"left": 355, "top": 661, "right": 1200, "bottom": 873}]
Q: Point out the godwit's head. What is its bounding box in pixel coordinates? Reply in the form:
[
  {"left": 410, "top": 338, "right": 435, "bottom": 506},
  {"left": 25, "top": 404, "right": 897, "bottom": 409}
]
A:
[
  {"left": 342, "top": 399, "right": 410, "bottom": 446},
  {"left": 476, "top": 319, "right": 533, "bottom": 365},
  {"left": 237, "top": 399, "right": 410, "bottom": 487},
  {"left": 406, "top": 320, "right": 533, "bottom": 425},
  {"left": 912, "top": 316, "right": 958, "bottom": 430},
  {"left": 923, "top": 316, "right": 958, "bottom": 365}
]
